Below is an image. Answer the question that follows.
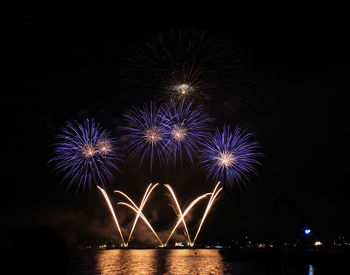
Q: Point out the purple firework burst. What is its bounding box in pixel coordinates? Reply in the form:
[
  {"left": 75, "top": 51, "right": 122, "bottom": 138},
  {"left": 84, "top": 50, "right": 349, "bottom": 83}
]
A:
[
  {"left": 50, "top": 119, "right": 119, "bottom": 192},
  {"left": 199, "top": 126, "right": 262, "bottom": 187},
  {"left": 123, "top": 102, "right": 167, "bottom": 170},
  {"left": 163, "top": 100, "right": 211, "bottom": 164}
]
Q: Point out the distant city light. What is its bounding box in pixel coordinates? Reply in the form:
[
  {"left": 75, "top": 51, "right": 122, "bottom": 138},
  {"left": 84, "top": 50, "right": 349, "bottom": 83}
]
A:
[
  {"left": 314, "top": 241, "right": 323, "bottom": 246},
  {"left": 174, "top": 242, "right": 184, "bottom": 247},
  {"left": 304, "top": 229, "right": 311, "bottom": 235}
]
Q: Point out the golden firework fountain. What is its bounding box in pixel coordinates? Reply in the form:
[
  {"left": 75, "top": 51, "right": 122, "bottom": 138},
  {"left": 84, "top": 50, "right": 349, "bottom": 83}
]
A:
[{"left": 98, "top": 182, "right": 222, "bottom": 248}]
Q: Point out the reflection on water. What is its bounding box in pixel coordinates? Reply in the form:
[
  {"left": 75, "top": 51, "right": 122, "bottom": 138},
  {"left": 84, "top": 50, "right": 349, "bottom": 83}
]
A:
[
  {"left": 71, "top": 249, "right": 231, "bottom": 274},
  {"left": 166, "top": 249, "right": 225, "bottom": 274},
  {"left": 308, "top": 265, "right": 314, "bottom": 275},
  {"left": 97, "top": 249, "right": 158, "bottom": 274},
  {"left": 95, "top": 249, "right": 226, "bottom": 275},
  {"left": 71, "top": 249, "right": 325, "bottom": 274}
]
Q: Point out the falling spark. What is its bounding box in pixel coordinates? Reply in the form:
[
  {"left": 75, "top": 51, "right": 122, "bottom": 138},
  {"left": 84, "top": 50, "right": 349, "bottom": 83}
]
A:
[
  {"left": 192, "top": 182, "right": 223, "bottom": 245},
  {"left": 114, "top": 183, "right": 159, "bottom": 244},
  {"left": 97, "top": 186, "right": 125, "bottom": 245}
]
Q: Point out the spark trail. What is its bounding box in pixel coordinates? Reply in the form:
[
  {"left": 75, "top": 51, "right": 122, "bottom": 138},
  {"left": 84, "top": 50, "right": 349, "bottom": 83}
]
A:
[
  {"left": 165, "top": 192, "right": 212, "bottom": 246},
  {"left": 164, "top": 184, "right": 191, "bottom": 244},
  {"left": 192, "top": 182, "right": 223, "bottom": 245},
  {"left": 118, "top": 202, "right": 163, "bottom": 245},
  {"left": 97, "top": 186, "right": 125, "bottom": 245},
  {"left": 114, "top": 183, "right": 159, "bottom": 244}
]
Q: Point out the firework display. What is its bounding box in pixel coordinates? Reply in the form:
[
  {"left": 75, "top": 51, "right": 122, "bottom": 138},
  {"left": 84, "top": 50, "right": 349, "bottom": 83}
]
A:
[
  {"left": 97, "top": 183, "right": 222, "bottom": 246},
  {"left": 122, "top": 102, "right": 168, "bottom": 170},
  {"left": 199, "top": 126, "right": 261, "bottom": 187},
  {"left": 192, "top": 182, "right": 223, "bottom": 244},
  {"left": 162, "top": 100, "right": 210, "bottom": 164},
  {"left": 50, "top": 119, "right": 119, "bottom": 191},
  {"left": 114, "top": 183, "right": 160, "bottom": 245},
  {"left": 50, "top": 29, "right": 262, "bottom": 247},
  {"left": 98, "top": 186, "right": 125, "bottom": 245},
  {"left": 164, "top": 183, "right": 223, "bottom": 247},
  {"left": 121, "top": 29, "right": 249, "bottom": 104}
]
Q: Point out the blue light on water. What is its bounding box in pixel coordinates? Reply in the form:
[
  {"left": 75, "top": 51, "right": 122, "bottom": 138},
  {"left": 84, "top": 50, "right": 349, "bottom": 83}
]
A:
[{"left": 308, "top": 264, "right": 314, "bottom": 275}]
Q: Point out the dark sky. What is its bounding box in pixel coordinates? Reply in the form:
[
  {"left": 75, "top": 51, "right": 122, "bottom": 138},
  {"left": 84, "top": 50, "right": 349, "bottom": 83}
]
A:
[{"left": 3, "top": 10, "right": 349, "bottom": 247}]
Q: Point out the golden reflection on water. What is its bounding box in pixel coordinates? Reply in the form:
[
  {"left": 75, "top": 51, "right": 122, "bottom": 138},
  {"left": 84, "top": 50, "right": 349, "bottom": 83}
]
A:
[
  {"left": 166, "top": 249, "right": 225, "bottom": 275},
  {"left": 96, "top": 249, "right": 225, "bottom": 275},
  {"left": 96, "top": 249, "right": 157, "bottom": 274}
]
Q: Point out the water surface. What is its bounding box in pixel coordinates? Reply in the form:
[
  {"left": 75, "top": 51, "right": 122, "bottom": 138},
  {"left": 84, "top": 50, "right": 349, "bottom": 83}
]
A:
[
  {"left": 72, "top": 249, "right": 234, "bottom": 274},
  {"left": 70, "top": 249, "right": 339, "bottom": 274}
]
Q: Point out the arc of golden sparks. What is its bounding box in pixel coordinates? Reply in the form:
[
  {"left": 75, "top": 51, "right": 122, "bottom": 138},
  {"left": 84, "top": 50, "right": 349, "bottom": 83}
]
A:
[
  {"left": 164, "top": 184, "right": 192, "bottom": 244},
  {"left": 165, "top": 192, "right": 212, "bottom": 246},
  {"left": 192, "top": 182, "right": 223, "bottom": 245},
  {"left": 98, "top": 182, "right": 222, "bottom": 248},
  {"left": 118, "top": 202, "right": 163, "bottom": 246},
  {"left": 114, "top": 183, "right": 160, "bottom": 245},
  {"left": 97, "top": 186, "right": 126, "bottom": 246},
  {"left": 165, "top": 182, "right": 223, "bottom": 247}
]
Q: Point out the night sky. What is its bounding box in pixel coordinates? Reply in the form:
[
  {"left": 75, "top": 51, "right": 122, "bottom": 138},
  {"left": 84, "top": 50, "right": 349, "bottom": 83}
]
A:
[{"left": 3, "top": 10, "right": 349, "bottom": 249}]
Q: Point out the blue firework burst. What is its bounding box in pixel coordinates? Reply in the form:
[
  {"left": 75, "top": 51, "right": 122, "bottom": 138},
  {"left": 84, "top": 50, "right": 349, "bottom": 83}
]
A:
[
  {"left": 50, "top": 119, "right": 119, "bottom": 192},
  {"left": 199, "top": 126, "right": 262, "bottom": 187},
  {"left": 122, "top": 102, "right": 168, "bottom": 170},
  {"left": 163, "top": 100, "right": 211, "bottom": 164}
]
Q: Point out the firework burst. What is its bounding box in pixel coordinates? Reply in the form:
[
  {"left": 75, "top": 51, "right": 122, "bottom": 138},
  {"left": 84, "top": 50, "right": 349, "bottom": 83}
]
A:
[
  {"left": 122, "top": 29, "right": 249, "bottom": 105},
  {"left": 199, "top": 126, "right": 262, "bottom": 187},
  {"left": 122, "top": 102, "right": 167, "bottom": 170},
  {"left": 163, "top": 100, "right": 210, "bottom": 164},
  {"left": 50, "top": 119, "right": 119, "bottom": 192}
]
